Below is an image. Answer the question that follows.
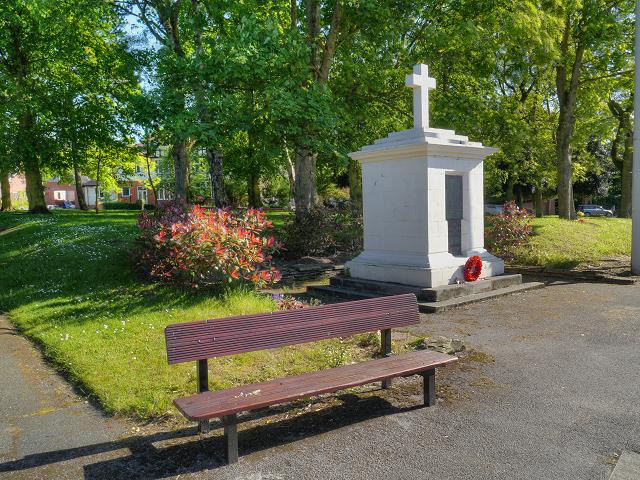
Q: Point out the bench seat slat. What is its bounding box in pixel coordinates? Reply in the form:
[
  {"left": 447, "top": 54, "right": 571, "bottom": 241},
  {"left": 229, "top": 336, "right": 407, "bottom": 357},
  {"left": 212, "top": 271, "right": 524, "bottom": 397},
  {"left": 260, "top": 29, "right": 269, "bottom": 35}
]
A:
[{"left": 174, "top": 349, "right": 455, "bottom": 420}]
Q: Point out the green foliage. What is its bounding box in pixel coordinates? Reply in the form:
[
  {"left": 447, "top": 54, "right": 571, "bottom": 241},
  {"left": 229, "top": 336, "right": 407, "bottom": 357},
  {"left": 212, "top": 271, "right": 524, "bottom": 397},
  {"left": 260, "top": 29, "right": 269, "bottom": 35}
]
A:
[
  {"left": 0, "top": 0, "right": 139, "bottom": 209},
  {"left": 281, "top": 205, "right": 362, "bottom": 259},
  {"left": 102, "top": 202, "right": 155, "bottom": 211}
]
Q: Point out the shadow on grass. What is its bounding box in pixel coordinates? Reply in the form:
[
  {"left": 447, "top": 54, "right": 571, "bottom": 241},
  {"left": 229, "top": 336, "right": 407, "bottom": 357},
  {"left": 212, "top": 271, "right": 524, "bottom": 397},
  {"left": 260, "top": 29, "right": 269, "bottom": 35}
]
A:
[{"left": 0, "top": 392, "right": 425, "bottom": 479}]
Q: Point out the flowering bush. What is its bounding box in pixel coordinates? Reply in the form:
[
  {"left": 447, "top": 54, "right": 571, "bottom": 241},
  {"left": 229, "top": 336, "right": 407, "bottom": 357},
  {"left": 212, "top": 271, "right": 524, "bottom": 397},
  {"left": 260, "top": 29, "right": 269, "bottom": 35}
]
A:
[
  {"left": 272, "top": 294, "right": 321, "bottom": 310},
  {"left": 136, "top": 203, "right": 281, "bottom": 290},
  {"left": 485, "top": 201, "right": 532, "bottom": 263},
  {"left": 272, "top": 294, "right": 306, "bottom": 310}
]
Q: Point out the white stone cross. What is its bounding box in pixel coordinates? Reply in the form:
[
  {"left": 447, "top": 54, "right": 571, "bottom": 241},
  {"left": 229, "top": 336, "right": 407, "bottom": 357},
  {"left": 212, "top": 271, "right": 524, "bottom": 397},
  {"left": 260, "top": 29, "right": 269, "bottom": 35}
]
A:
[{"left": 405, "top": 64, "right": 436, "bottom": 130}]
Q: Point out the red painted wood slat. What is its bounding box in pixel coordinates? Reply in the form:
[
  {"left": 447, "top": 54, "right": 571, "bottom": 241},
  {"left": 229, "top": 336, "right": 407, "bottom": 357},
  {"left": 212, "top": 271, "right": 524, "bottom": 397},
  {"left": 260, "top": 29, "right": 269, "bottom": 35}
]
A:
[
  {"left": 174, "top": 349, "right": 456, "bottom": 420},
  {"left": 165, "top": 294, "right": 420, "bottom": 364}
]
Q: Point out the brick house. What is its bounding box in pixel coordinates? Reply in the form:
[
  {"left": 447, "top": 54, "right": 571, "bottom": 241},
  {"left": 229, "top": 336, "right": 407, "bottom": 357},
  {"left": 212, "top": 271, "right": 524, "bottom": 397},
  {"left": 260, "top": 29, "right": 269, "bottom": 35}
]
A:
[
  {"left": 0, "top": 174, "right": 27, "bottom": 204},
  {"left": 44, "top": 177, "right": 101, "bottom": 208}
]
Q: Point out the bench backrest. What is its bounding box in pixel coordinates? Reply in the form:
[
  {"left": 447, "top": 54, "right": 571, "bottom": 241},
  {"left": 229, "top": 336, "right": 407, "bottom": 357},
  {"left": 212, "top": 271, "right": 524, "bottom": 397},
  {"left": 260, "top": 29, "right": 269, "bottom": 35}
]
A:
[{"left": 165, "top": 294, "right": 419, "bottom": 364}]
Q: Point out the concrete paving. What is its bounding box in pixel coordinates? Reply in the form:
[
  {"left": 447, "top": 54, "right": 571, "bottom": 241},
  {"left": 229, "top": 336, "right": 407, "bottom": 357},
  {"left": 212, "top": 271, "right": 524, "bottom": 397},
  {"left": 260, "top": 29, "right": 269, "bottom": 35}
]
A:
[
  {"left": 1, "top": 280, "right": 639, "bottom": 479},
  {"left": 609, "top": 452, "right": 640, "bottom": 480}
]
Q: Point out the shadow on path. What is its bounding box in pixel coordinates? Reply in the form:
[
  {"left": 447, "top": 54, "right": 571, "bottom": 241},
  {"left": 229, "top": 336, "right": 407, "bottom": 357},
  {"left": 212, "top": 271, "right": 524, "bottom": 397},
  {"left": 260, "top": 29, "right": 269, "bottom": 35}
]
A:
[{"left": 1, "top": 393, "right": 423, "bottom": 479}]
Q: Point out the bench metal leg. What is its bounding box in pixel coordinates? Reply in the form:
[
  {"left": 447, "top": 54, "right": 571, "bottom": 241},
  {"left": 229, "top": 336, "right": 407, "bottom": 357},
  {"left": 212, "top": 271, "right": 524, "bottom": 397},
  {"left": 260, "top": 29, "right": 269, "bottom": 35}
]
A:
[
  {"left": 198, "top": 420, "right": 210, "bottom": 434},
  {"left": 422, "top": 369, "right": 435, "bottom": 407},
  {"left": 381, "top": 329, "right": 393, "bottom": 389},
  {"left": 197, "top": 359, "right": 210, "bottom": 434},
  {"left": 223, "top": 414, "right": 238, "bottom": 464}
]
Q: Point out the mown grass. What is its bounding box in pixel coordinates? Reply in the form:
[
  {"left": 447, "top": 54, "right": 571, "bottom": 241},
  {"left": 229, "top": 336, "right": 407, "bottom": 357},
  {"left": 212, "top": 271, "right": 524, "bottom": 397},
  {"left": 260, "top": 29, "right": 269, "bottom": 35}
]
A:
[
  {"left": 512, "top": 216, "right": 632, "bottom": 269},
  {"left": 0, "top": 210, "right": 369, "bottom": 421},
  {"left": 265, "top": 208, "right": 291, "bottom": 231}
]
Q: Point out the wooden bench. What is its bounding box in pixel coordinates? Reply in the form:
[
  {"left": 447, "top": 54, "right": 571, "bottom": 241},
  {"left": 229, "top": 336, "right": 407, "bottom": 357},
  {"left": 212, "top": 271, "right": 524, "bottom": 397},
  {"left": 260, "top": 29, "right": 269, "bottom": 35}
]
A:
[{"left": 164, "top": 293, "right": 457, "bottom": 464}]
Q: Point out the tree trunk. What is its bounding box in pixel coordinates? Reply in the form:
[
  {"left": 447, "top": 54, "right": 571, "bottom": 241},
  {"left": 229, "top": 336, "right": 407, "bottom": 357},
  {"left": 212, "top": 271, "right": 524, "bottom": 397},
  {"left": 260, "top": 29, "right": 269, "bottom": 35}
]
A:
[
  {"left": 294, "top": 144, "right": 318, "bottom": 216},
  {"left": 555, "top": 112, "right": 576, "bottom": 219},
  {"left": 608, "top": 98, "right": 633, "bottom": 217},
  {"left": 0, "top": 172, "right": 11, "bottom": 211},
  {"left": 505, "top": 176, "right": 515, "bottom": 202},
  {"left": 534, "top": 184, "right": 544, "bottom": 218},
  {"left": 73, "top": 161, "right": 87, "bottom": 210},
  {"left": 554, "top": 18, "right": 583, "bottom": 220},
  {"left": 95, "top": 154, "right": 101, "bottom": 214},
  {"left": 247, "top": 170, "right": 261, "bottom": 208},
  {"left": 206, "top": 149, "right": 227, "bottom": 208},
  {"left": 515, "top": 185, "right": 525, "bottom": 206},
  {"left": 24, "top": 157, "right": 48, "bottom": 214},
  {"left": 348, "top": 158, "right": 362, "bottom": 210},
  {"left": 283, "top": 138, "right": 296, "bottom": 198},
  {"left": 144, "top": 152, "right": 159, "bottom": 209},
  {"left": 19, "top": 111, "right": 48, "bottom": 214},
  {"left": 172, "top": 142, "right": 189, "bottom": 204},
  {"left": 620, "top": 126, "right": 633, "bottom": 218}
]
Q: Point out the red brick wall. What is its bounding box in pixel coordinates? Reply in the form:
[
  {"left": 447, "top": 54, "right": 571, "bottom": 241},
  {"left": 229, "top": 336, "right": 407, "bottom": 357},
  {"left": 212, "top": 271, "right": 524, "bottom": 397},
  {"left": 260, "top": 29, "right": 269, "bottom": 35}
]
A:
[
  {"left": 117, "top": 181, "right": 156, "bottom": 205},
  {"left": 8, "top": 174, "right": 26, "bottom": 193},
  {"left": 44, "top": 182, "right": 77, "bottom": 207}
]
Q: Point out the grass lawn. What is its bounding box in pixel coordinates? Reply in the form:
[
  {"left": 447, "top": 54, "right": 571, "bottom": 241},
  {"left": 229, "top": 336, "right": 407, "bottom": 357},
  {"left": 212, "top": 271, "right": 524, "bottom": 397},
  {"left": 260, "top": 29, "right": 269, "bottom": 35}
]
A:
[
  {"left": 0, "top": 210, "right": 370, "bottom": 421},
  {"left": 512, "top": 216, "right": 632, "bottom": 268},
  {"left": 265, "top": 208, "right": 291, "bottom": 230}
]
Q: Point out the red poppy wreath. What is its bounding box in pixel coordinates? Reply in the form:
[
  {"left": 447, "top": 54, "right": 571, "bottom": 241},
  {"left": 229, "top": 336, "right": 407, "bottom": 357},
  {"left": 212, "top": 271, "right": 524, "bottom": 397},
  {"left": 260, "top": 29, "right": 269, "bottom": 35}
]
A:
[{"left": 464, "top": 255, "right": 483, "bottom": 282}]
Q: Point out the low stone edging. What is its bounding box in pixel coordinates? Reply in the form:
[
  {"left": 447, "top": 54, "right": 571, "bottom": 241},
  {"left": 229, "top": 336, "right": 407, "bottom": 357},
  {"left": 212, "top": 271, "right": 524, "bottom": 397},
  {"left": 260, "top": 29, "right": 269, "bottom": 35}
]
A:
[{"left": 505, "top": 265, "right": 639, "bottom": 285}]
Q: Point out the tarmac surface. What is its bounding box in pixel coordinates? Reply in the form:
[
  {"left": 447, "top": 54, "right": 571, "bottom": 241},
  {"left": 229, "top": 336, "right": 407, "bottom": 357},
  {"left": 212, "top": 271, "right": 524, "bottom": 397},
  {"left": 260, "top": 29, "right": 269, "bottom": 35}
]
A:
[{"left": 1, "top": 280, "right": 639, "bottom": 479}]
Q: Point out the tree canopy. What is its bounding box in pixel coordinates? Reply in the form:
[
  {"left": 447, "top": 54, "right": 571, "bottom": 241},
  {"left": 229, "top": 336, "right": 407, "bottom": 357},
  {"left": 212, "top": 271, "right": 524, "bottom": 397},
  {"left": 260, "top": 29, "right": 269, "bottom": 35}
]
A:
[{"left": 0, "top": 0, "right": 635, "bottom": 218}]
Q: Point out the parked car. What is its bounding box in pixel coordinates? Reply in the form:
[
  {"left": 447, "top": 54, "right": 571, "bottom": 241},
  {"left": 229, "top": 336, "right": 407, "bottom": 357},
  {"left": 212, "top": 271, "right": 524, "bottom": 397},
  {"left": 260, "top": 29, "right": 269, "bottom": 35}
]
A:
[
  {"left": 484, "top": 204, "right": 504, "bottom": 216},
  {"left": 577, "top": 204, "right": 613, "bottom": 217},
  {"left": 62, "top": 200, "right": 76, "bottom": 209}
]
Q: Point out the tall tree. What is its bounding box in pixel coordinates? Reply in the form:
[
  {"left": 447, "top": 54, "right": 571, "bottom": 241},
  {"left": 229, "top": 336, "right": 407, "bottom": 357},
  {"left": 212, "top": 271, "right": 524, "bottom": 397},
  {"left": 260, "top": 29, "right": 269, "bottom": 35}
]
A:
[
  {"left": 119, "top": 0, "right": 192, "bottom": 203},
  {"left": 553, "top": 0, "right": 633, "bottom": 219},
  {"left": 608, "top": 97, "right": 633, "bottom": 217},
  {"left": 0, "top": 172, "right": 10, "bottom": 211},
  {"left": 0, "top": 0, "right": 138, "bottom": 213}
]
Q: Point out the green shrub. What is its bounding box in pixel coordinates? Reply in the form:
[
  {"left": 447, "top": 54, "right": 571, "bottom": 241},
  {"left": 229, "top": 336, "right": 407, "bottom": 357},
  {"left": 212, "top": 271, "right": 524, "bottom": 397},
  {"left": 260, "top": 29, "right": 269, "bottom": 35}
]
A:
[
  {"left": 485, "top": 201, "right": 532, "bottom": 262},
  {"left": 103, "top": 202, "right": 155, "bottom": 211},
  {"left": 135, "top": 203, "right": 281, "bottom": 290},
  {"left": 281, "top": 205, "right": 363, "bottom": 259}
]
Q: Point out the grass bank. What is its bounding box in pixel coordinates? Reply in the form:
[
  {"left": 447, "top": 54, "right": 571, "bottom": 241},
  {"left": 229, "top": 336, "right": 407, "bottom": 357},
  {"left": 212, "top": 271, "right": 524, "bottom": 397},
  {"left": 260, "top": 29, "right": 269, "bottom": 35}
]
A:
[
  {"left": 511, "top": 216, "right": 631, "bottom": 269},
  {"left": 0, "top": 210, "right": 368, "bottom": 421}
]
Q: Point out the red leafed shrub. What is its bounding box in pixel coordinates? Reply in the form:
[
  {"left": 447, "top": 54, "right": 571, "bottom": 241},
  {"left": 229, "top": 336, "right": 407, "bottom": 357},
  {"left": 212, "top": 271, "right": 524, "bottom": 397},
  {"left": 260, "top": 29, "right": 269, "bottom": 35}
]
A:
[
  {"left": 485, "top": 201, "right": 532, "bottom": 262},
  {"left": 136, "top": 203, "right": 281, "bottom": 290}
]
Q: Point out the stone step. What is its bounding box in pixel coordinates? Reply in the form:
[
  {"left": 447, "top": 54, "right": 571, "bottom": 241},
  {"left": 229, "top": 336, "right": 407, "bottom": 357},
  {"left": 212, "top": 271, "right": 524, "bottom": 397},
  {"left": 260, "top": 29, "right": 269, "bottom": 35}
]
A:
[
  {"left": 307, "top": 281, "right": 545, "bottom": 313},
  {"left": 329, "top": 276, "right": 423, "bottom": 296},
  {"left": 306, "top": 285, "right": 381, "bottom": 301},
  {"left": 417, "top": 282, "right": 545, "bottom": 313},
  {"left": 329, "top": 274, "right": 524, "bottom": 301},
  {"left": 418, "top": 274, "right": 523, "bottom": 301}
]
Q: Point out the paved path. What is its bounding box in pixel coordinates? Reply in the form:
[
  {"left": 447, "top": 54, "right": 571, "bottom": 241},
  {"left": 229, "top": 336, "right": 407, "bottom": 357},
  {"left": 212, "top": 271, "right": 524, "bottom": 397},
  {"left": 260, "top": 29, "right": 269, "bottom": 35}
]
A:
[
  {"left": 1, "top": 280, "right": 639, "bottom": 479},
  {"left": 0, "top": 315, "right": 128, "bottom": 479},
  {"left": 609, "top": 452, "right": 640, "bottom": 480}
]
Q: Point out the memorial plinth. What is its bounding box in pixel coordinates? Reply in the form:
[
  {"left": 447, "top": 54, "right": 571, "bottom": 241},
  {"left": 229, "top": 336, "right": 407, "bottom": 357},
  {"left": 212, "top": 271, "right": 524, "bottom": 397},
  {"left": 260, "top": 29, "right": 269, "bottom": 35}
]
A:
[{"left": 345, "top": 64, "right": 504, "bottom": 288}]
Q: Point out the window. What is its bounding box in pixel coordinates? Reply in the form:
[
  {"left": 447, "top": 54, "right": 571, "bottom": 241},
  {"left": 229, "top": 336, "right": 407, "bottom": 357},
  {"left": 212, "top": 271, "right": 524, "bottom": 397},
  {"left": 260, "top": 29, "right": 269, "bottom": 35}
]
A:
[
  {"left": 157, "top": 188, "right": 173, "bottom": 201},
  {"left": 54, "top": 190, "right": 66, "bottom": 201},
  {"left": 135, "top": 165, "right": 144, "bottom": 175},
  {"left": 121, "top": 186, "right": 130, "bottom": 197},
  {"left": 137, "top": 186, "right": 148, "bottom": 204}
]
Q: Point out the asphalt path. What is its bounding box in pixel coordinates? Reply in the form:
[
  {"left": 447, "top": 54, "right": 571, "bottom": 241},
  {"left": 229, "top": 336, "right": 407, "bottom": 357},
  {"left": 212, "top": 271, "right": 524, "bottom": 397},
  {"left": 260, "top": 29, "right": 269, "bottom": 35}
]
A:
[{"left": 1, "top": 280, "right": 639, "bottom": 479}]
